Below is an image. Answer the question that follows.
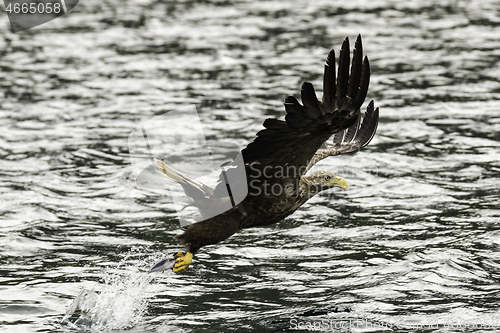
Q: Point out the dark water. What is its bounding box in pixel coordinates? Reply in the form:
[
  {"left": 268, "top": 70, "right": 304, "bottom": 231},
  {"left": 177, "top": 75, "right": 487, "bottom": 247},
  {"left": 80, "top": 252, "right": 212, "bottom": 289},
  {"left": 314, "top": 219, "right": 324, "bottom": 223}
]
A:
[{"left": 1, "top": 0, "right": 500, "bottom": 332}]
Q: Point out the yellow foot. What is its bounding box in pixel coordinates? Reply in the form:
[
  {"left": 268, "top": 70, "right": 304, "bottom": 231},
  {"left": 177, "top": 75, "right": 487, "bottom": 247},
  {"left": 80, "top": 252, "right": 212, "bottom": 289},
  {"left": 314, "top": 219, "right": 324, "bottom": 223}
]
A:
[{"left": 172, "top": 251, "right": 193, "bottom": 273}]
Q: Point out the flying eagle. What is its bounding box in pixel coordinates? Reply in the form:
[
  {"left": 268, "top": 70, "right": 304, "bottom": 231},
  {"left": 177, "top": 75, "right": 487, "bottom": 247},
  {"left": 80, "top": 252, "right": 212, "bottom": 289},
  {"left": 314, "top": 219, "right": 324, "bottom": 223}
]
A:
[{"left": 150, "top": 35, "right": 379, "bottom": 273}]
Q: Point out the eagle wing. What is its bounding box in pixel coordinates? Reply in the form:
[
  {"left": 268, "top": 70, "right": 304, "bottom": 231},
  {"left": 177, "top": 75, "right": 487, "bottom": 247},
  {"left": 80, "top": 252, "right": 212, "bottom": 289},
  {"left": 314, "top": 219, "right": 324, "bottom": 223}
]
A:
[
  {"left": 330, "top": 101, "right": 379, "bottom": 154},
  {"left": 303, "top": 101, "right": 379, "bottom": 172},
  {"left": 213, "top": 35, "right": 375, "bottom": 199}
]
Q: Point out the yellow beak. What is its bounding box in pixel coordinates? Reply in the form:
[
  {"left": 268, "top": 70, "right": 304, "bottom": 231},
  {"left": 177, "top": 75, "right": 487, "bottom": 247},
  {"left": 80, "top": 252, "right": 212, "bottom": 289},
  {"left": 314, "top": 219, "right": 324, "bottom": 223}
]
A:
[{"left": 329, "top": 176, "right": 348, "bottom": 190}]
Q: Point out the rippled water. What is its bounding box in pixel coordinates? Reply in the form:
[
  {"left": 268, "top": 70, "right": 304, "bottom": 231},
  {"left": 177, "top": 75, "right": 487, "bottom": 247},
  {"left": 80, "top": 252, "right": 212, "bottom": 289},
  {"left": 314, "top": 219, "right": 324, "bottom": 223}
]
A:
[{"left": 1, "top": 0, "right": 500, "bottom": 332}]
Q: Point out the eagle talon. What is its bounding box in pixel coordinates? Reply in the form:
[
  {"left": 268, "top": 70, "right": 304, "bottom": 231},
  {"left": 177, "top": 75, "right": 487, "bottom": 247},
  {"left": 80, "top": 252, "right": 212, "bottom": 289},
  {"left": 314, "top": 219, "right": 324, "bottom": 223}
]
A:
[{"left": 172, "top": 252, "right": 193, "bottom": 273}]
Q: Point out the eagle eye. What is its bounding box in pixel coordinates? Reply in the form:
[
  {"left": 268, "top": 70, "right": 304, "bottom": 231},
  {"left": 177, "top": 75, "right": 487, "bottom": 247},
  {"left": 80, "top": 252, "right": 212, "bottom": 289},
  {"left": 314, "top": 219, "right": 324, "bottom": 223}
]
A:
[{"left": 325, "top": 175, "right": 331, "bottom": 181}]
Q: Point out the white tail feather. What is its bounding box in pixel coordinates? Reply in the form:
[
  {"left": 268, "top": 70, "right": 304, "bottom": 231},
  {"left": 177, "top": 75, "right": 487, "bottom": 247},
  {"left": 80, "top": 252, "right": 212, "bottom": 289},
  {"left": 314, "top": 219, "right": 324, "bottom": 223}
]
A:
[{"left": 154, "top": 158, "right": 202, "bottom": 188}]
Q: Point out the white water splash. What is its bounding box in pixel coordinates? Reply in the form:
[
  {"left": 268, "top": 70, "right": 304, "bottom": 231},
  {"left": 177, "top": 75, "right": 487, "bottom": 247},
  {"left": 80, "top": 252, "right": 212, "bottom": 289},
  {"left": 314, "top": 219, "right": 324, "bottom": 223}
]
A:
[{"left": 62, "top": 249, "right": 166, "bottom": 331}]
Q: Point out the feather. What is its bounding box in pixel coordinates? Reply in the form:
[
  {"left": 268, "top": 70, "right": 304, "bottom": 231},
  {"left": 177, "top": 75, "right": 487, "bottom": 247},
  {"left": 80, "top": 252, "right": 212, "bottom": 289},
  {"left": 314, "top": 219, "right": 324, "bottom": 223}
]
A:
[
  {"left": 284, "top": 96, "right": 304, "bottom": 114},
  {"left": 322, "top": 49, "right": 336, "bottom": 106},
  {"left": 285, "top": 111, "right": 309, "bottom": 129},
  {"left": 347, "top": 35, "right": 363, "bottom": 101},
  {"left": 300, "top": 82, "right": 321, "bottom": 119},
  {"left": 344, "top": 110, "right": 361, "bottom": 142},
  {"left": 332, "top": 129, "right": 345, "bottom": 144},
  {"left": 336, "top": 37, "right": 350, "bottom": 109},
  {"left": 351, "top": 57, "right": 370, "bottom": 111},
  {"left": 359, "top": 102, "right": 379, "bottom": 147}
]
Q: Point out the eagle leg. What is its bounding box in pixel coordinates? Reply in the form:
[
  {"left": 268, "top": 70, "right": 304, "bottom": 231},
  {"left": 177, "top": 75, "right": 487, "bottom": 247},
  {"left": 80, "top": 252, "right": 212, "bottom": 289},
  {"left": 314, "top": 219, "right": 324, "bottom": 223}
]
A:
[{"left": 172, "top": 251, "right": 193, "bottom": 273}]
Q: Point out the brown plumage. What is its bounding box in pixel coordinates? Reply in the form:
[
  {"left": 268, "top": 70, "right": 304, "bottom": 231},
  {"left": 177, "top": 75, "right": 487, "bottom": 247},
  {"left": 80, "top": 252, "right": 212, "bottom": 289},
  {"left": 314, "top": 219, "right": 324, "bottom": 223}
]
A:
[{"left": 152, "top": 35, "right": 379, "bottom": 273}]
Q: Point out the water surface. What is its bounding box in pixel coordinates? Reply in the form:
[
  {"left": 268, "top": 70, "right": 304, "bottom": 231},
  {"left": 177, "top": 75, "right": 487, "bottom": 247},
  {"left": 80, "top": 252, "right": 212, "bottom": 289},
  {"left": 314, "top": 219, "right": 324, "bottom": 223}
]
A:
[{"left": 1, "top": 0, "right": 500, "bottom": 332}]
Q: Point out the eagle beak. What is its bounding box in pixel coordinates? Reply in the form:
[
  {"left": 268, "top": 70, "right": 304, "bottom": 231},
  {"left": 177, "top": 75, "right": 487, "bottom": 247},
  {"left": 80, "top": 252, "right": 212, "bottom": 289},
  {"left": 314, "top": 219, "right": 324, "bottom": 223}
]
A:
[{"left": 330, "top": 176, "right": 348, "bottom": 190}]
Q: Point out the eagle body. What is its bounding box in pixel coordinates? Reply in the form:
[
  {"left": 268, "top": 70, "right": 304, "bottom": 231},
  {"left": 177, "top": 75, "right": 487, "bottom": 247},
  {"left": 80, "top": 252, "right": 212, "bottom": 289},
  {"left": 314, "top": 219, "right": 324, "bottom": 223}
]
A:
[
  {"left": 174, "top": 171, "right": 342, "bottom": 254},
  {"left": 151, "top": 35, "right": 379, "bottom": 273}
]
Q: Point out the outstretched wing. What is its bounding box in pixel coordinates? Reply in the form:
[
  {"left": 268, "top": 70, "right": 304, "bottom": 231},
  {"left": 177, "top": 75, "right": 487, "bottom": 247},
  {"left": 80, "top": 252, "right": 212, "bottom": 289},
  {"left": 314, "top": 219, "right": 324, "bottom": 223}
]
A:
[
  {"left": 304, "top": 101, "right": 379, "bottom": 172},
  {"left": 330, "top": 100, "right": 379, "bottom": 154},
  {"left": 214, "top": 35, "right": 374, "bottom": 198}
]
